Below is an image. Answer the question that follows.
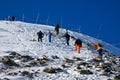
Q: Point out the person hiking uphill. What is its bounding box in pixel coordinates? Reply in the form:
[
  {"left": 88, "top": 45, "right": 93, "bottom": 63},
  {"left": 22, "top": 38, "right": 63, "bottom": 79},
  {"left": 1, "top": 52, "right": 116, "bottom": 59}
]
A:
[
  {"left": 55, "top": 24, "right": 60, "bottom": 35},
  {"left": 46, "top": 31, "right": 52, "bottom": 42},
  {"left": 37, "top": 30, "right": 44, "bottom": 42},
  {"left": 93, "top": 42, "right": 103, "bottom": 59},
  {"left": 7, "top": 16, "right": 11, "bottom": 21},
  {"left": 64, "top": 30, "right": 70, "bottom": 45},
  {"left": 74, "top": 38, "right": 82, "bottom": 53},
  {"left": 12, "top": 16, "right": 15, "bottom": 21}
]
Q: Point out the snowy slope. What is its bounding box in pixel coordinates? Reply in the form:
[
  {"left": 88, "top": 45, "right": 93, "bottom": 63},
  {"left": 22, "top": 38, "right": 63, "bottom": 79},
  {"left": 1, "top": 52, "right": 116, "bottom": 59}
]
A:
[
  {"left": 0, "top": 21, "right": 120, "bottom": 56},
  {"left": 0, "top": 21, "right": 120, "bottom": 80},
  {"left": 0, "top": 21, "right": 95, "bottom": 58}
]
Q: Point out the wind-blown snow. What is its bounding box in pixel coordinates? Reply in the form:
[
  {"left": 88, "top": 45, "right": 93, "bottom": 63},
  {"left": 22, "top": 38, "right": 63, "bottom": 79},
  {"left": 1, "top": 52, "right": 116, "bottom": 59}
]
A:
[{"left": 0, "top": 20, "right": 119, "bottom": 80}]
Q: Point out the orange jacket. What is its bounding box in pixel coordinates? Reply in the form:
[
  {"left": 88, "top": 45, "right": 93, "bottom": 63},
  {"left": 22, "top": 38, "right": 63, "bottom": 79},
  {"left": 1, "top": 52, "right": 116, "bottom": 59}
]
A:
[{"left": 93, "top": 43, "right": 102, "bottom": 50}]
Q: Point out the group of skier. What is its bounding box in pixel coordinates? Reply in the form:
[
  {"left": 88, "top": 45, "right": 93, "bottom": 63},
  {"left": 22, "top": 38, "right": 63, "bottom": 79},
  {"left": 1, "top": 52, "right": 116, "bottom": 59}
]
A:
[{"left": 37, "top": 24, "right": 103, "bottom": 59}]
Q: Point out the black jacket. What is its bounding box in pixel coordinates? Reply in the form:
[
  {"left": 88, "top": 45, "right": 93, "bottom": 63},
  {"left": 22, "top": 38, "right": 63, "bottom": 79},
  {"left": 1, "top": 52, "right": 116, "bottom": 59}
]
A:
[
  {"left": 37, "top": 31, "right": 44, "bottom": 38},
  {"left": 64, "top": 33, "right": 70, "bottom": 40}
]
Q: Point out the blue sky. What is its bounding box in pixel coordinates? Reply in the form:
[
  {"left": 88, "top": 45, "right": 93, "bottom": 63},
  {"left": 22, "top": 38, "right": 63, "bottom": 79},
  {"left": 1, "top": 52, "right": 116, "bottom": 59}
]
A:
[{"left": 0, "top": 0, "right": 120, "bottom": 48}]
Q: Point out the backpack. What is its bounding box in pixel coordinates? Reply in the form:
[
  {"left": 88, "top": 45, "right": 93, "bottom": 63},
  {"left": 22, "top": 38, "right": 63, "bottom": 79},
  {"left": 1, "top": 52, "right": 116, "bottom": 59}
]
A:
[{"left": 75, "top": 39, "right": 82, "bottom": 45}]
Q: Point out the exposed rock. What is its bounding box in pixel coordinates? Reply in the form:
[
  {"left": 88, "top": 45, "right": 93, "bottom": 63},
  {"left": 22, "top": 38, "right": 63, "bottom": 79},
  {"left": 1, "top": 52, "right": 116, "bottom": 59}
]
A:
[
  {"left": 107, "top": 79, "right": 112, "bottom": 80},
  {"left": 79, "top": 69, "right": 93, "bottom": 75},
  {"left": 9, "top": 51, "right": 21, "bottom": 58},
  {"left": 77, "top": 66, "right": 82, "bottom": 69},
  {"left": 24, "top": 59, "right": 45, "bottom": 67},
  {"left": 28, "top": 60, "right": 39, "bottom": 66},
  {"left": 73, "top": 56, "right": 83, "bottom": 61},
  {"left": 95, "top": 68, "right": 102, "bottom": 72},
  {"left": 61, "top": 64, "right": 69, "bottom": 68},
  {"left": 1, "top": 56, "right": 19, "bottom": 67},
  {"left": 102, "top": 68, "right": 111, "bottom": 76},
  {"left": 20, "top": 55, "right": 34, "bottom": 62},
  {"left": 64, "top": 58, "right": 74, "bottom": 64},
  {"left": 101, "top": 63, "right": 111, "bottom": 69},
  {"left": 113, "top": 67, "right": 120, "bottom": 72},
  {"left": 51, "top": 55, "right": 59, "bottom": 59},
  {"left": 114, "top": 74, "right": 120, "bottom": 80},
  {"left": 78, "top": 62, "right": 89, "bottom": 66},
  {"left": 61, "top": 64, "right": 66, "bottom": 68},
  {"left": 20, "top": 71, "right": 33, "bottom": 77},
  {"left": 36, "top": 58, "right": 48, "bottom": 66},
  {"left": 87, "top": 65, "right": 93, "bottom": 68},
  {"left": 93, "top": 57, "right": 103, "bottom": 62},
  {"left": 111, "top": 60, "right": 117, "bottom": 65},
  {"left": 43, "top": 67, "right": 62, "bottom": 73},
  {"left": 92, "top": 63, "right": 100, "bottom": 68},
  {"left": 43, "top": 67, "right": 56, "bottom": 73},
  {"left": 102, "top": 71, "right": 108, "bottom": 76},
  {"left": 0, "top": 78, "right": 10, "bottom": 80},
  {"left": 0, "top": 51, "right": 119, "bottom": 79},
  {"left": 7, "top": 72, "right": 18, "bottom": 76},
  {"left": 42, "top": 55, "right": 49, "bottom": 61}
]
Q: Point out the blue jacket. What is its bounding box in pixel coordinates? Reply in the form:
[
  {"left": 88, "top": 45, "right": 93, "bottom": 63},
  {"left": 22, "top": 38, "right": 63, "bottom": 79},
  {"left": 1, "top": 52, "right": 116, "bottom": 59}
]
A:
[{"left": 47, "top": 32, "right": 52, "bottom": 42}]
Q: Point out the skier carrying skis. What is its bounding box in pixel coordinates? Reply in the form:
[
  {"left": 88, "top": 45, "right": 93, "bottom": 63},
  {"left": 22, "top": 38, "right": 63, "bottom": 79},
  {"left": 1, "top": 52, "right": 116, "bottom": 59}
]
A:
[
  {"left": 46, "top": 31, "right": 52, "bottom": 42},
  {"left": 37, "top": 30, "right": 44, "bottom": 42},
  {"left": 74, "top": 38, "right": 82, "bottom": 53},
  {"left": 64, "top": 30, "right": 70, "bottom": 45}
]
